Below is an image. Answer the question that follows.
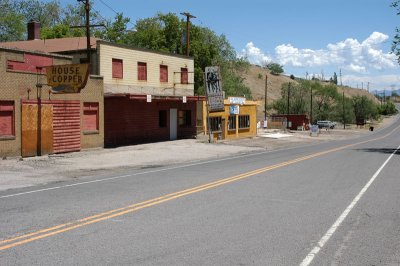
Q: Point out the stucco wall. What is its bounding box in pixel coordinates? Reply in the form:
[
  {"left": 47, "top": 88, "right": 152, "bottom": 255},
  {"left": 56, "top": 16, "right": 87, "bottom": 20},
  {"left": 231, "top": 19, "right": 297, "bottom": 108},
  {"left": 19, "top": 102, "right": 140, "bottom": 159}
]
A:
[{"left": 98, "top": 42, "right": 194, "bottom": 96}]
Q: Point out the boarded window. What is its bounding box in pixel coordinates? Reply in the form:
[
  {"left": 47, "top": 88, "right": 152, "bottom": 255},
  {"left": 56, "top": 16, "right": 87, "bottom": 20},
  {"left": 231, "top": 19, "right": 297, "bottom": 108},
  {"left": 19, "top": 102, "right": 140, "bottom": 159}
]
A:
[
  {"left": 179, "top": 110, "right": 191, "bottom": 127},
  {"left": 112, "top": 58, "right": 123, "bottom": 79},
  {"left": 160, "top": 65, "right": 168, "bottom": 82},
  {"left": 181, "top": 68, "right": 188, "bottom": 84},
  {"left": 159, "top": 110, "right": 167, "bottom": 128},
  {"left": 0, "top": 101, "right": 14, "bottom": 136},
  {"left": 138, "top": 62, "right": 147, "bottom": 81},
  {"left": 239, "top": 115, "right": 250, "bottom": 129},
  {"left": 83, "top": 102, "right": 99, "bottom": 131}
]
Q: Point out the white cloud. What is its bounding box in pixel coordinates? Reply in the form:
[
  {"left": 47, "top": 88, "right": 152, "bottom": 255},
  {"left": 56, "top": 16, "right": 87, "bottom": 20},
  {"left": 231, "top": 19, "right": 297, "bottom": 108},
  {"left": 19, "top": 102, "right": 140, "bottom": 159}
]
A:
[
  {"left": 242, "top": 32, "right": 398, "bottom": 74},
  {"left": 239, "top": 42, "right": 272, "bottom": 66}
]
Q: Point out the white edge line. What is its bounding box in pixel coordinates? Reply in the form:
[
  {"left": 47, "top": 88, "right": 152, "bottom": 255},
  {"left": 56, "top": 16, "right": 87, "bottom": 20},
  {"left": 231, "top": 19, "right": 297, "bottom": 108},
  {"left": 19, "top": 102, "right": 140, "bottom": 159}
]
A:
[{"left": 299, "top": 143, "right": 400, "bottom": 266}]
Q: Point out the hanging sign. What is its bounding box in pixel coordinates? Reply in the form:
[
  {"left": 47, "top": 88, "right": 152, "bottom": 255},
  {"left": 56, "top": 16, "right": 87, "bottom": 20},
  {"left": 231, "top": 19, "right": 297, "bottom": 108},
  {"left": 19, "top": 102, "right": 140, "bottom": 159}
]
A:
[
  {"left": 45, "top": 63, "right": 89, "bottom": 93},
  {"left": 147, "top": 95, "right": 152, "bottom": 103},
  {"left": 205, "top": 66, "right": 224, "bottom": 112},
  {"left": 229, "top": 97, "right": 246, "bottom": 105}
]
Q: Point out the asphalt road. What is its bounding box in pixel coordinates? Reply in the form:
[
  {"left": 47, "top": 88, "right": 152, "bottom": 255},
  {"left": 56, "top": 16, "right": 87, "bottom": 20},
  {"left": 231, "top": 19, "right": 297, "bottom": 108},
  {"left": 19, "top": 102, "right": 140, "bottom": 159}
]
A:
[{"left": 1, "top": 116, "right": 400, "bottom": 265}]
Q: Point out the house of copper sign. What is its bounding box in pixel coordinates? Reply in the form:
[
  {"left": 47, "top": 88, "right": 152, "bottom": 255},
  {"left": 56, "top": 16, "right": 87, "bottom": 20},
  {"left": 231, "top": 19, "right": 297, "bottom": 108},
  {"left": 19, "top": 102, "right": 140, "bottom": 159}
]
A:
[
  {"left": 205, "top": 66, "right": 224, "bottom": 112},
  {"left": 45, "top": 64, "right": 89, "bottom": 93}
]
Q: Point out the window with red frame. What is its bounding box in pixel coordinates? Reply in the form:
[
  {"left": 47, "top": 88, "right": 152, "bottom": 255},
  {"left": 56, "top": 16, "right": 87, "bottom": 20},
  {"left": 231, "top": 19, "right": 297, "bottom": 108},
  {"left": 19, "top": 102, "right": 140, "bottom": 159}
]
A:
[
  {"left": 0, "top": 101, "right": 15, "bottom": 137},
  {"left": 160, "top": 65, "right": 168, "bottom": 82},
  {"left": 83, "top": 102, "right": 99, "bottom": 132},
  {"left": 138, "top": 62, "right": 147, "bottom": 81},
  {"left": 181, "top": 68, "right": 188, "bottom": 84},
  {"left": 112, "top": 58, "right": 123, "bottom": 79}
]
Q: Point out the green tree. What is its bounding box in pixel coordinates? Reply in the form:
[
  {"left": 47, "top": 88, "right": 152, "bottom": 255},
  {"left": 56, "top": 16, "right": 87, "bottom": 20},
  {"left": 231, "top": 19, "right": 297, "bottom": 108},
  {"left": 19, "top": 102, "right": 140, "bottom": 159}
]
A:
[
  {"left": 392, "top": 1, "right": 400, "bottom": 63},
  {"left": 352, "top": 95, "right": 379, "bottom": 123},
  {"left": 0, "top": 0, "right": 25, "bottom": 41},
  {"left": 125, "top": 13, "right": 250, "bottom": 97},
  {"left": 267, "top": 62, "right": 284, "bottom": 75},
  {"left": 331, "top": 72, "right": 338, "bottom": 85},
  {"left": 312, "top": 82, "right": 340, "bottom": 121},
  {"left": 272, "top": 81, "right": 310, "bottom": 115},
  {"left": 379, "top": 101, "right": 398, "bottom": 115},
  {"left": 99, "top": 13, "right": 130, "bottom": 43}
]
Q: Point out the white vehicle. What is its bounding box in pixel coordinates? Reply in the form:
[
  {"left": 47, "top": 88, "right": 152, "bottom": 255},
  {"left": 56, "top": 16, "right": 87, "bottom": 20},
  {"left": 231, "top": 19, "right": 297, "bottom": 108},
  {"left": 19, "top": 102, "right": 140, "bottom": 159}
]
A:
[{"left": 316, "top": 120, "right": 336, "bottom": 129}]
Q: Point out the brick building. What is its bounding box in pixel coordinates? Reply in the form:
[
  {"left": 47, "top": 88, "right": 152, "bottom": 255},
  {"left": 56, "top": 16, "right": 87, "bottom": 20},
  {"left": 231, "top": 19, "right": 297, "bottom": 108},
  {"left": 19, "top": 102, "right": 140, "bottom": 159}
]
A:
[
  {"left": 1, "top": 21, "right": 197, "bottom": 147},
  {"left": 0, "top": 47, "right": 104, "bottom": 157}
]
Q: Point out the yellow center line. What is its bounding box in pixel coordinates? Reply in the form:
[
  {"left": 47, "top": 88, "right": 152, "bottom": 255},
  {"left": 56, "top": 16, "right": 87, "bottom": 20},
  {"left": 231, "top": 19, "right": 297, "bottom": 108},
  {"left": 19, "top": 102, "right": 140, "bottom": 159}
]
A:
[{"left": 1, "top": 124, "right": 399, "bottom": 251}]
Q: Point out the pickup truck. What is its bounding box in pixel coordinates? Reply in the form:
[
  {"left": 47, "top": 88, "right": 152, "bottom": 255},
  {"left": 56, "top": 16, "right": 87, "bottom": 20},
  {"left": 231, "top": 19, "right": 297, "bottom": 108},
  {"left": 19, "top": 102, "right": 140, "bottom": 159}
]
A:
[{"left": 316, "top": 120, "right": 336, "bottom": 129}]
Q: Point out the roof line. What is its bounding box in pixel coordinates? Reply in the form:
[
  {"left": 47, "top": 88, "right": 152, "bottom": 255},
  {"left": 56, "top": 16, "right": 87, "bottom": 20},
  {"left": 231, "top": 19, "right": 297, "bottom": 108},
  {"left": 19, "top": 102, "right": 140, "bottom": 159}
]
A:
[{"left": 0, "top": 47, "right": 72, "bottom": 59}]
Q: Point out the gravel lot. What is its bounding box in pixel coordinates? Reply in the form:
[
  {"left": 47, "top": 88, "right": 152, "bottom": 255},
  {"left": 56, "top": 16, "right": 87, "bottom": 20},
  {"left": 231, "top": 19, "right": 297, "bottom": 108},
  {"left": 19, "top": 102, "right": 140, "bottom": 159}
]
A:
[{"left": 0, "top": 115, "right": 397, "bottom": 192}]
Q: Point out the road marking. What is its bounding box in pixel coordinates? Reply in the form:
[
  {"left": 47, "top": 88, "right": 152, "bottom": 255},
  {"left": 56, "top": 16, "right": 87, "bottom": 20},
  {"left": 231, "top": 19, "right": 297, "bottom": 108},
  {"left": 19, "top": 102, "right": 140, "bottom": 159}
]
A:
[
  {"left": 2, "top": 121, "right": 399, "bottom": 200},
  {"left": 1, "top": 124, "right": 399, "bottom": 251},
  {"left": 0, "top": 144, "right": 317, "bottom": 199},
  {"left": 299, "top": 143, "right": 400, "bottom": 266}
]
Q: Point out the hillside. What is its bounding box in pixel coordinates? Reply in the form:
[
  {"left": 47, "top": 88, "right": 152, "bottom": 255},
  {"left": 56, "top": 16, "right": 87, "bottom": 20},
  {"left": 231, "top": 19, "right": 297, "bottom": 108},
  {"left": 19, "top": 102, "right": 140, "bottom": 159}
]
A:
[{"left": 239, "top": 65, "right": 379, "bottom": 121}]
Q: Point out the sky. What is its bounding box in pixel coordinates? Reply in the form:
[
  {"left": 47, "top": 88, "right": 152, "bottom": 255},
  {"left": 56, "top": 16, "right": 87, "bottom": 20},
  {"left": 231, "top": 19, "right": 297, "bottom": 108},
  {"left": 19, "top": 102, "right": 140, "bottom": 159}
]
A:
[{"left": 54, "top": 0, "right": 400, "bottom": 92}]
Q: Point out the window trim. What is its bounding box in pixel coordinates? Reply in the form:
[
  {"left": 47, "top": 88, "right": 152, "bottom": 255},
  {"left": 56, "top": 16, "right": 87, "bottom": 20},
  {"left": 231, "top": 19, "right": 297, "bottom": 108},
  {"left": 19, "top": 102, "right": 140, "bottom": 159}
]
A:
[
  {"left": 160, "top": 65, "right": 168, "bottom": 83},
  {"left": 159, "top": 110, "right": 167, "bottom": 128},
  {"left": 228, "top": 116, "right": 236, "bottom": 131},
  {"left": 0, "top": 101, "right": 15, "bottom": 138},
  {"left": 112, "top": 58, "right": 123, "bottom": 79},
  {"left": 209, "top": 116, "right": 222, "bottom": 132},
  {"left": 83, "top": 102, "right": 99, "bottom": 133},
  {"left": 138, "top": 62, "right": 147, "bottom": 81},
  {"left": 238, "top": 115, "right": 250, "bottom": 129},
  {"left": 181, "top": 67, "right": 188, "bottom": 84},
  {"left": 178, "top": 110, "right": 191, "bottom": 127}
]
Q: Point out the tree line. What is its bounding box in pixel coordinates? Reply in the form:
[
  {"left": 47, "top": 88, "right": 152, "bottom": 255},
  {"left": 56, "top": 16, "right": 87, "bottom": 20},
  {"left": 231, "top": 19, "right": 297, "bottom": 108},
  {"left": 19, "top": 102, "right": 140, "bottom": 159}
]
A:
[
  {"left": 0, "top": 0, "right": 251, "bottom": 98},
  {"left": 272, "top": 80, "right": 398, "bottom": 124}
]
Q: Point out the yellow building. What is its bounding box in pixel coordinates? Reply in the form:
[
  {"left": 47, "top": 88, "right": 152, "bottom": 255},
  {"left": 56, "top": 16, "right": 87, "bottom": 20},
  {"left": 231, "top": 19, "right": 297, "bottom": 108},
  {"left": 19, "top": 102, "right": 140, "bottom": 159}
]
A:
[{"left": 202, "top": 97, "right": 258, "bottom": 140}]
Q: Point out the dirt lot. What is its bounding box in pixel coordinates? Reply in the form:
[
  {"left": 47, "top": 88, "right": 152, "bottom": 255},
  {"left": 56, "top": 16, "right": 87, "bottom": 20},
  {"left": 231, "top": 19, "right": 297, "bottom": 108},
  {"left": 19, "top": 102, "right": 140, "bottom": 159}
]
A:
[{"left": 0, "top": 115, "right": 397, "bottom": 192}]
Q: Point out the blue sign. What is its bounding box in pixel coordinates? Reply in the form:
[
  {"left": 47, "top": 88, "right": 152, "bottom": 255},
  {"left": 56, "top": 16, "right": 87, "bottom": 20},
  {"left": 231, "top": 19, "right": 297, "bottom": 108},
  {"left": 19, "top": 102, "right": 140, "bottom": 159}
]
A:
[{"left": 230, "top": 105, "right": 240, "bottom": 115}]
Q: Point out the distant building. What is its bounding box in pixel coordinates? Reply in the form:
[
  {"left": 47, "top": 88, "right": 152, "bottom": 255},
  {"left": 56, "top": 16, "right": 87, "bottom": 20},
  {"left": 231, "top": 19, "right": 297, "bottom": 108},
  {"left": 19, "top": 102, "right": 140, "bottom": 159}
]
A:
[{"left": 1, "top": 21, "right": 198, "bottom": 148}]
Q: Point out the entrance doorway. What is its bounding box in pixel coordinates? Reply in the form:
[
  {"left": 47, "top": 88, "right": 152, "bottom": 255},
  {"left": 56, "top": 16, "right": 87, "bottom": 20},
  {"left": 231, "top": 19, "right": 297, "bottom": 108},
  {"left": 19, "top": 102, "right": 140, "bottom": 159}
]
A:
[{"left": 169, "top": 108, "right": 177, "bottom": 140}]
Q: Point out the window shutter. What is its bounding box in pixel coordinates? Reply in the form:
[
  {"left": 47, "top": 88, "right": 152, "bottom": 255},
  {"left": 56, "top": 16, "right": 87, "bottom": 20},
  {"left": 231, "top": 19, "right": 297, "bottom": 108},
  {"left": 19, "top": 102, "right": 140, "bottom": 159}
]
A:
[
  {"left": 181, "top": 68, "right": 188, "bottom": 84},
  {"left": 160, "top": 65, "right": 168, "bottom": 82},
  {"left": 83, "top": 102, "right": 99, "bottom": 131},
  {"left": 112, "top": 59, "right": 123, "bottom": 79},
  {"left": 138, "top": 62, "right": 147, "bottom": 81}
]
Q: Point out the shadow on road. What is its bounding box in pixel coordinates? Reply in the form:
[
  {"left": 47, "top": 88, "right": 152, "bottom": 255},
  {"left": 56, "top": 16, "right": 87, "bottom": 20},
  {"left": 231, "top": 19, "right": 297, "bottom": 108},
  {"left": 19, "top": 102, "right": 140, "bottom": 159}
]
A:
[{"left": 355, "top": 148, "right": 400, "bottom": 155}]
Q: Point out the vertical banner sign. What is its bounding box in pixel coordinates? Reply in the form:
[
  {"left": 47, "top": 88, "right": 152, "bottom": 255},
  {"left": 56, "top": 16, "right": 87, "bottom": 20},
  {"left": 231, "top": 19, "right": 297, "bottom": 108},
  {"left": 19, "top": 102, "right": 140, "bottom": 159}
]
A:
[{"left": 205, "top": 66, "right": 224, "bottom": 112}]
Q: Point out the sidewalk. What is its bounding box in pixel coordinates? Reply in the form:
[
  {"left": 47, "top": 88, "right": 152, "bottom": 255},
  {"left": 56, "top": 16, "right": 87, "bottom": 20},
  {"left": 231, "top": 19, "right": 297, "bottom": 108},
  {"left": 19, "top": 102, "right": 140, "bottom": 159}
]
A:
[{"left": 0, "top": 115, "right": 397, "bottom": 192}]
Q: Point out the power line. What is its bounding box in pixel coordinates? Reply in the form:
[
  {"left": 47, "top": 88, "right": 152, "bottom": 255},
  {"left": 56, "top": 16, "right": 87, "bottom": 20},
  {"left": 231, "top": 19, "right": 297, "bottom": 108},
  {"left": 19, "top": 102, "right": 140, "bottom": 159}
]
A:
[{"left": 96, "top": 0, "right": 136, "bottom": 28}]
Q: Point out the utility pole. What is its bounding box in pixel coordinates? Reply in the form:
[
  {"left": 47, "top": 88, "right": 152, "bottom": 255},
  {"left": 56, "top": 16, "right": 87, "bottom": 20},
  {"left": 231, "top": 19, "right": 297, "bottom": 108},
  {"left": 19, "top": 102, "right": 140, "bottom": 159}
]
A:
[
  {"left": 181, "top": 12, "right": 196, "bottom": 56},
  {"left": 339, "top": 68, "right": 342, "bottom": 86},
  {"left": 367, "top": 82, "right": 370, "bottom": 93},
  {"left": 264, "top": 74, "right": 268, "bottom": 123},
  {"left": 342, "top": 91, "right": 345, "bottom": 129},
  {"left": 310, "top": 86, "right": 313, "bottom": 125},
  {"left": 74, "top": 0, "right": 104, "bottom": 67},
  {"left": 287, "top": 83, "right": 291, "bottom": 129}
]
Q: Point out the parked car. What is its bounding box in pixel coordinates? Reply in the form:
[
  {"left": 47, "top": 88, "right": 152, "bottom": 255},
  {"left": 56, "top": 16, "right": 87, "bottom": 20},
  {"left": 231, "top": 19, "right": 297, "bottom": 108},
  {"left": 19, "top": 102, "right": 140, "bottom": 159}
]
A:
[{"left": 316, "top": 120, "right": 336, "bottom": 129}]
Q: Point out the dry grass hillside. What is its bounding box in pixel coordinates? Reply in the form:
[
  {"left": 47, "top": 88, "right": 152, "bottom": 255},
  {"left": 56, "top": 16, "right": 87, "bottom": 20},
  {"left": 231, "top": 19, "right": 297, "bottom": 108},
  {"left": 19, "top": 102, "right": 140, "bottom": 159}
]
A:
[{"left": 240, "top": 65, "right": 379, "bottom": 121}]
